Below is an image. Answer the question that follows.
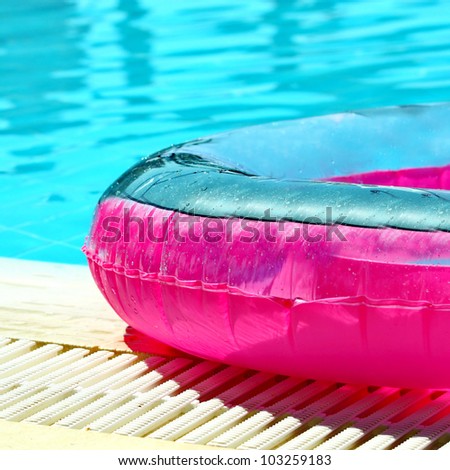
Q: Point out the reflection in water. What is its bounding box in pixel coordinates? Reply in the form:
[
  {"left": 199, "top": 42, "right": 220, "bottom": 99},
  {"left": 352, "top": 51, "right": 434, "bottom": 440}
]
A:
[
  {"left": 116, "top": 0, "right": 154, "bottom": 121},
  {"left": 0, "top": 0, "right": 450, "bottom": 262},
  {"left": 0, "top": 1, "right": 87, "bottom": 137},
  {"left": 264, "top": 0, "right": 308, "bottom": 89}
]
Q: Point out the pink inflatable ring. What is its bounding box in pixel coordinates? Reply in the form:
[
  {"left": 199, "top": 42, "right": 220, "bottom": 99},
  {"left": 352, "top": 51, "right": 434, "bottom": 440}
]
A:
[{"left": 84, "top": 103, "right": 450, "bottom": 388}]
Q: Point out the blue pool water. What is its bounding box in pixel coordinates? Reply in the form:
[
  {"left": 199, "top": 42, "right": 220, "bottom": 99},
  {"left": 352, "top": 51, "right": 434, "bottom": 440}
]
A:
[{"left": 1, "top": 0, "right": 450, "bottom": 264}]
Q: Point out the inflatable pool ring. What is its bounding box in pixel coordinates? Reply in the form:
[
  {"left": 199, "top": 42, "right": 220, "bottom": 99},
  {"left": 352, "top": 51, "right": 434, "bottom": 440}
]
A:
[{"left": 84, "top": 103, "right": 450, "bottom": 389}]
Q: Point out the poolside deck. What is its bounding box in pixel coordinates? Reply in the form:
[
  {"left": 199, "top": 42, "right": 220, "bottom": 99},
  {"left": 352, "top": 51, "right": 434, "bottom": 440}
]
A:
[
  {"left": 0, "top": 257, "right": 211, "bottom": 449},
  {"left": 0, "top": 257, "right": 449, "bottom": 450}
]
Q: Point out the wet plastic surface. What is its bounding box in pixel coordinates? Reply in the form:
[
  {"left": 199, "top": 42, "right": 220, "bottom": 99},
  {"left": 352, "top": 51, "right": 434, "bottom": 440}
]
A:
[{"left": 85, "top": 104, "right": 450, "bottom": 388}]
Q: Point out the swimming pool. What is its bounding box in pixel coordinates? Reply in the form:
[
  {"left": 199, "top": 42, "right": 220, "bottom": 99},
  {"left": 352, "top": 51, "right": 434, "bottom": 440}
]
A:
[{"left": 1, "top": 0, "right": 450, "bottom": 264}]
